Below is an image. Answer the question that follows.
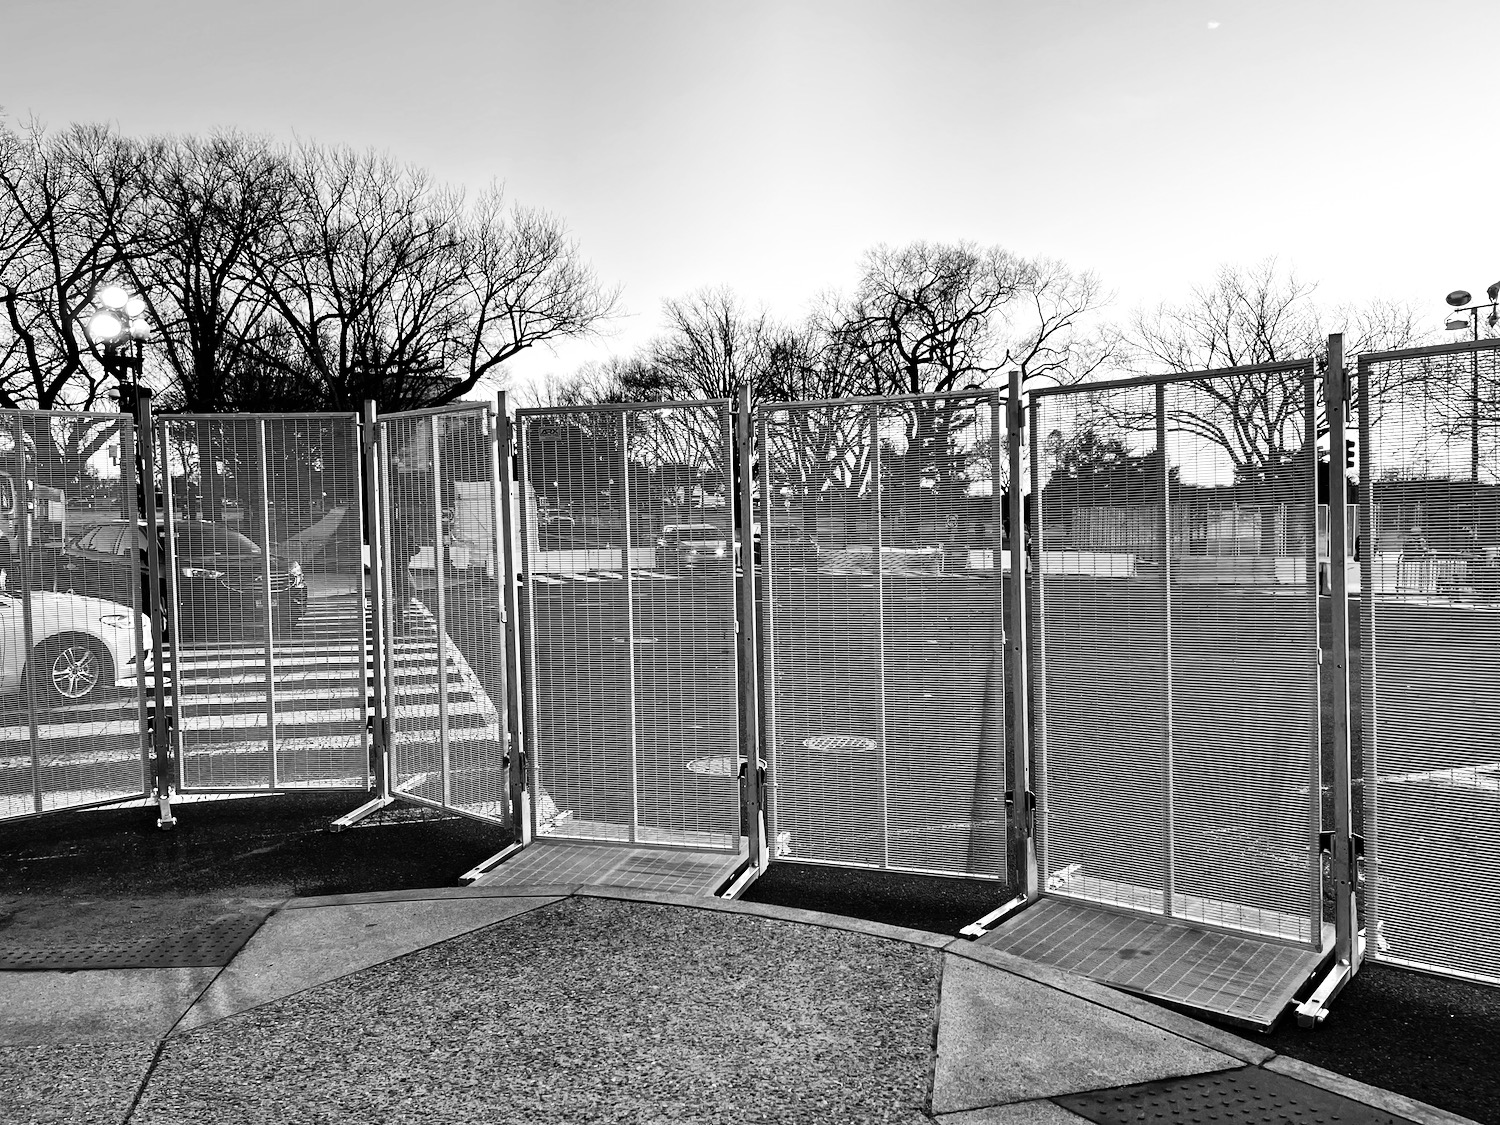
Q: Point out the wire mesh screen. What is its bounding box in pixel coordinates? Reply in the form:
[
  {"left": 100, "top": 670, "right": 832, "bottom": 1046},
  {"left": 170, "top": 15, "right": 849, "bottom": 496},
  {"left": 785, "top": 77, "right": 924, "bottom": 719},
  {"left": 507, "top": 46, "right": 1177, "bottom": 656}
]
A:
[
  {"left": 378, "top": 407, "right": 508, "bottom": 825},
  {"left": 1359, "top": 339, "right": 1500, "bottom": 984},
  {"left": 1033, "top": 365, "right": 1322, "bottom": 946},
  {"left": 159, "top": 415, "right": 367, "bottom": 792},
  {"left": 0, "top": 411, "right": 151, "bottom": 819},
  {"left": 517, "top": 404, "right": 741, "bottom": 851},
  {"left": 759, "top": 394, "right": 1008, "bottom": 877}
]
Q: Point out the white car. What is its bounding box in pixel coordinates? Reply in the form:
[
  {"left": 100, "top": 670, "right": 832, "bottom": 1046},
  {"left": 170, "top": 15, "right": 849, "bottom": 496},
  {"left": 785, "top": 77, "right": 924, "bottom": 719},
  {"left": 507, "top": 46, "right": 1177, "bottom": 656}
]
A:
[{"left": 0, "top": 588, "right": 153, "bottom": 707}]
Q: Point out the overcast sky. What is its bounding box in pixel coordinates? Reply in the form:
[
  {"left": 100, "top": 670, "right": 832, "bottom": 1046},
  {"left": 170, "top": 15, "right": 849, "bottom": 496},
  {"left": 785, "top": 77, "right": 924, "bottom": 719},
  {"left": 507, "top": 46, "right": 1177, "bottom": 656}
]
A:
[{"left": 4, "top": 0, "right": 1496, "bottom": 396}]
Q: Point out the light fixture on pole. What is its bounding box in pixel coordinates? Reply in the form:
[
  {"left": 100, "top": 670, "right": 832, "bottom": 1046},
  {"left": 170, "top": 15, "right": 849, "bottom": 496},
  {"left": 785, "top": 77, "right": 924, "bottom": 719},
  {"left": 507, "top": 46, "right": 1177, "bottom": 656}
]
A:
[
  {"left": 1443, "top": 282, "right": 1499, "bottom": 484},
  {"left": 87, "top": 285, "right": 152, "bottom": 414}
]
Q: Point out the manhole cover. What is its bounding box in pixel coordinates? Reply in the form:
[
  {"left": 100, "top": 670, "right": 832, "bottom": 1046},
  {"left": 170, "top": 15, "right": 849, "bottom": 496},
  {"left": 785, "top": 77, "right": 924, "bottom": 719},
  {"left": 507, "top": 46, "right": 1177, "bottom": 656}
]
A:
[
  {"left": 0, "top": 912, "right": 269, "bottom": 971},
  {"left": 1056, "top": 1066, "right": 1408, "bottom": 1124},
  {"left": 802, "top": 735, "right": 877, "bottom": 753}
]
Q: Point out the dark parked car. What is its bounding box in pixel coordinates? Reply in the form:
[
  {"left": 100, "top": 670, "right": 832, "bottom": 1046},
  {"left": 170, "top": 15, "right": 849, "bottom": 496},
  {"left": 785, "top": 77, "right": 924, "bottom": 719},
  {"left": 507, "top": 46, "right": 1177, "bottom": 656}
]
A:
[
  {"left": 61, "top": 519, "right": 307, "bottom": 639},
  {"left": 656, "top": 523, "right": 731, "bottom": 570},
  {"left": 754, "top": 528, "right": 819, "bottom": 569}
]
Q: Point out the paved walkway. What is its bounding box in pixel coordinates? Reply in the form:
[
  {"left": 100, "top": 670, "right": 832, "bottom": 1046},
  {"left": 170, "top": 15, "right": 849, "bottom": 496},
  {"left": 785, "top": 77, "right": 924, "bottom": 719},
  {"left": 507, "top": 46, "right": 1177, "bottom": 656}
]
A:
[{"left": 0, "top": 886, "right": 1479, "bottom": 1124}]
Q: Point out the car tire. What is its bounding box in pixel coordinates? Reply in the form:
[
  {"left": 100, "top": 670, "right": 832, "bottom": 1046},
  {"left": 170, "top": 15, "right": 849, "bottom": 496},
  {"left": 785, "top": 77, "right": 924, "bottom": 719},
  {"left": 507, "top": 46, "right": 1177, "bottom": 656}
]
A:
[{"left": 30, "top": 634, "right": 113, "bottom": 707}]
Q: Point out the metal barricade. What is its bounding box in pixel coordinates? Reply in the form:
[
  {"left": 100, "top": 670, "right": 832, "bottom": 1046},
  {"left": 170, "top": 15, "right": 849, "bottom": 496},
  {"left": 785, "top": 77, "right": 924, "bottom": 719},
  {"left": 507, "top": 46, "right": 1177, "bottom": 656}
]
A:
[
  {"left": 375, "top": 404, "right": 509, "bottom": 825},
  {"left": 156, "top": 414, "right": 368, "bottom": 792},
  {"left": 0, "top": 410, "right": 152, "bottom": 820},
  {"left": 758, "top": 392, "right": 1009, "bottom": 878},
  {"left": 1030, "top": 361, "right": 1324, "bottom": 946},
  {"left": 1358, "top": 337, "right": 1500, "bottom": 985},
  {"left": 515, "top": 401, "right": 742, "bottom": 850}
]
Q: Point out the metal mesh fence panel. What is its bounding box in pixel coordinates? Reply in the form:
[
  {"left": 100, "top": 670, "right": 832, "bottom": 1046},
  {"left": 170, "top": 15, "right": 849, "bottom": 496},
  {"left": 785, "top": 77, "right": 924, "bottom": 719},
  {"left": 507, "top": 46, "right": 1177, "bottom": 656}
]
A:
[
  {"left": 0, "top": 411, "right": 151, "bottom": 819},
  {"left": 517, "top": 403, "right": 741, "bottom": 850},
  {"left": 759, "top": 394, "right": 1008, "bottom": 877},
  {"left": 1033, "top": 365, "right": 1321, "bottom": 945},
  {"left": 378, "top": 406, "right": 508, "bottom": 825},
  {"left": 1359, "top": 339, "right": 1500, "bottom": 984},
  {"left": 159, "top": 415, "right": 367, "bottom": 792}
]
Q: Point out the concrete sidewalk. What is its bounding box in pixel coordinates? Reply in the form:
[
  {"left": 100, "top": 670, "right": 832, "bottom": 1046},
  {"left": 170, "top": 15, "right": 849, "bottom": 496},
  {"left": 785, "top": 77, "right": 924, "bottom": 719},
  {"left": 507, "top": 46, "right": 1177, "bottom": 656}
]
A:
[{"left": 0, "top": 886, "right": 1480, "bottom": 1125}]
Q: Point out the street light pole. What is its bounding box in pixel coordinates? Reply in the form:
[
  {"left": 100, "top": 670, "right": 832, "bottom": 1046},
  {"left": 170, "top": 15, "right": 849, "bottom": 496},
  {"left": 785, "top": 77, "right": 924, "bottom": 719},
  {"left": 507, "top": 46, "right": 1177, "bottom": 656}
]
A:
[{"left": 1446, "top": 283, "right": 1499, "bottom": 485}]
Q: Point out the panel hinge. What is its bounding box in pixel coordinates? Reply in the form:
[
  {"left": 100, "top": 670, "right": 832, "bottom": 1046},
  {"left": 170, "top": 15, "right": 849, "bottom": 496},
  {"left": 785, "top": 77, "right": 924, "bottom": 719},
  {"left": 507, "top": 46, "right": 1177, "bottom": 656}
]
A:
[{"left": 1004, "top": 789, "right": 1036, "bottom": 837}]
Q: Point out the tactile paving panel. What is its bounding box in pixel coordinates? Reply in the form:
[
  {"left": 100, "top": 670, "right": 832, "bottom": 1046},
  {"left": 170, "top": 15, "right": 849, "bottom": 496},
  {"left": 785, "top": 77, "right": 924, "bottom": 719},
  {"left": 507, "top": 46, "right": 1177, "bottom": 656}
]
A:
[
  {"left": 0, "top": 913, "right": 269, "bottom": 970},
  {"left": 1056, "top": 1066, "right": 1409, "bottom": 1124}
]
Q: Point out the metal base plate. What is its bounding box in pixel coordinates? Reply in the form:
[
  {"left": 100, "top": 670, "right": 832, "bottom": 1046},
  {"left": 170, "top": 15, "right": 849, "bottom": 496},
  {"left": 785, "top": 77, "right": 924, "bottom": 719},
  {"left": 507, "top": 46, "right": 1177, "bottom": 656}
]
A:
[
  {"left": 1057, "top": 1066, "right": 1409, "bottom": 1124},
  {"left": 470, "top": 839, "right": 750, "bottom": 896},
  {"left": 980, "top": 897, "right": 1329, "bottom": 1030},
  {"left": 0, "top": 912, "right": 269, "bottom": 971}
]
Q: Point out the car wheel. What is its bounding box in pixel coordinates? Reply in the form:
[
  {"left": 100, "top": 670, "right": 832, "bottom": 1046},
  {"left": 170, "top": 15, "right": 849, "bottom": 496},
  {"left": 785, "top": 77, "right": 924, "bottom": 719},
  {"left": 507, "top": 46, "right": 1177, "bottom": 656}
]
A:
[{"left": 31, "top": 635, "right": 112, "bottom": 707}]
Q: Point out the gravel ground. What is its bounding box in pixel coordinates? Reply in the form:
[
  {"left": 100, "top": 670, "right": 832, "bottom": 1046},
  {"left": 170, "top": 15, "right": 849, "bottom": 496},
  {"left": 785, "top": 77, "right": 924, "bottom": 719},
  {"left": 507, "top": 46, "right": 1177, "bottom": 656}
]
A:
[
  {"left": 0, "top": 1041, "right": 160, "bottom": 1125},
  {"left": 134, "top": 897, "right": 941, "bottom": 1125}
]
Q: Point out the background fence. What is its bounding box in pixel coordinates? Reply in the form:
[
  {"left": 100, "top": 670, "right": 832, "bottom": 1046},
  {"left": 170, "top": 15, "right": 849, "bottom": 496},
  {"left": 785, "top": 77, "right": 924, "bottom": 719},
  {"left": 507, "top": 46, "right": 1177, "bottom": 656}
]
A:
[
  {"left": 375, "top": 404, "right": 509, "bottom": 825},
  {"left": 1359, "top": 337, "right": 1500, "bottom": 985},
  {"left": 0, "top": 410, "right": 152, "bottom": 820},
  {"left": 158, "top": 414, "right": 368, "bottom": 793},
  {"left": 516, "top": 401, "right": 743, "bottom": 850},
  {"left": 758, "top": 392, "right": 1009, "bottom": 878},
  {"left": 1031, "top": 362, "right": 1324, "bottom": 945}
]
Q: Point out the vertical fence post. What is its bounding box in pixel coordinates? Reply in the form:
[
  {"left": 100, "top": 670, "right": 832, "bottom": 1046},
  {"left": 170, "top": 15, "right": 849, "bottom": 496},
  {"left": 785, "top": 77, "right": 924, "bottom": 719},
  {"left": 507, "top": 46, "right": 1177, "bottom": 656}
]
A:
[
  {"left": 1324, "top": 334, "right": 1359, "bottom": 966},
  {"left": 734, "top": 387, "right": 762, "bottom": 867},
  {"left": 14, "top": 415, "right": 41, "bottom": 813},
  {"left": 618, "top": 412, "right": 640, "bottom": 843},
  {"left": 361, "top": 401, "right": 391, "bottom": 804},
  {"left": 513, "top": 418, "right": 541, "bottom": 839},
  {"left": 120, "top": 412, "right": 151, "bottom": 802},
  {"left": 255, "top": 419, "right": 278, "bottom": 787},
  {"left": 1026, "top": 395, "right": 1047, "bottom": 896},
  {"left": 429, "top": 416, "right": 451, "bottom": 809},
  {"left": 1303, "top": 363, "right": 1326, "bottom": 936},
  {"left": 1157, "top": 382, "right": 1175, "bottom": 917},
  {"left": 757, "top": 409, "right": 780, "bottom": 859},
  {"left": 1296, "top": 334, "right": 1361, "bottom": 1025},
  {"left": 138, "top": 391, "right": 173, "bottom": 826},
  {"left": 870, "top": 404, "right": 890, "bottom": 867},
  {"left": 1005, "top": 373, "right": 1035, "bottom": 895},
  {"left": 494, "top": 393, "right": 528, "bottom": 842}
]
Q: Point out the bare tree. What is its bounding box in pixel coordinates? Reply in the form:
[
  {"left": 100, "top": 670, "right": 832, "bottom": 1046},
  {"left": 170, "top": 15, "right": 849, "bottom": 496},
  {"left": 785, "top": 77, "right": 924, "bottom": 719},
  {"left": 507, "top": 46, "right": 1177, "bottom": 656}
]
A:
[
  {"left": 117, "top": 130, "right": 296, "bottom": 412},
  {"left": 1124, "top": 259, "right": 1431, "bottom": 476}
]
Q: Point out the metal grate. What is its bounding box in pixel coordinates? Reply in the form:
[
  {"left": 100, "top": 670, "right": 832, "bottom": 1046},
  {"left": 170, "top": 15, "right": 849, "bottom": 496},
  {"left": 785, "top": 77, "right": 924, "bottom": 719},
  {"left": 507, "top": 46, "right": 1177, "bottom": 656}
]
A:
[
  {"left": 758, "top": 394, "right": 1008, "bottom": 877},
  {"left": 1031, "top": 365, "right": 1322, "bottom": 945},
  {"left": 1358, "top": 338, "right": 1500, "bottom": 985},
  {"left": 1056, "top": 1066, "right": 1408, "bottom": 1124},
  {"left": 158, "top": 414, "right": 368, "bottom": 793},
  {"left": 516, "top": 403, "right": 741, "bottom": 851},
  {"left": 981, "top": 897, "right": 1327, "bottom": 1030},
  {"left": 0, "top": 913, "right": 268, "bottom": 970},
  {"left": 471, "top": 839, "right": 747, "bottom": 895},
  {"left": 0, "top": 410, "right": 152, "bottom": 822}
]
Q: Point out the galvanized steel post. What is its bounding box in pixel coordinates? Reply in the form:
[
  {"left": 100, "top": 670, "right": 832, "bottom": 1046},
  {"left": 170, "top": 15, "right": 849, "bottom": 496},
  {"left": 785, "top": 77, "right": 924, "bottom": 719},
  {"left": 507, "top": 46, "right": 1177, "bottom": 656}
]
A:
[
  {"left": 1005, "top": 372, "right": 1034, "bottom": 893},
  {"left": 1025, "top": 395, "right": 1047, "bottom": 896},
  {"left": 870, "top": 403, "right": 890, "bottom": 868},
  {"left": 1324, "top": 334, "right": 1359, "bottom": 967},
  {"left": 138, "top": 391, "right": 173, "bottom": 826},
  {"left": 255, "top": 420, "right": 278, "bottom": 786},
  {"left": 429, "top": 416, "right": 451, "bottom": 808},
  {"left": 495, "top": 393, "right": 528, "bottom": 842},
  {"left": 1157, "top": 382, "right": 1175, "bottom": 917},
  {"left": 13, "top": 414, "right": 40, "bottom": 813},
  {"left": 756, "top": 409, "right": 781, "bottom": 859},
  {"left": 734, "top": 386, "right": 762, "bottom": 868},
  {"left": 361, "top": 401, "right": 391, "bottom": 803},
  {"left": 1302, "top": 364, "right": 1325, "bottom": 935},
  {"left": 618, "top": 412, "right": 641, "bottom": 843}
]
